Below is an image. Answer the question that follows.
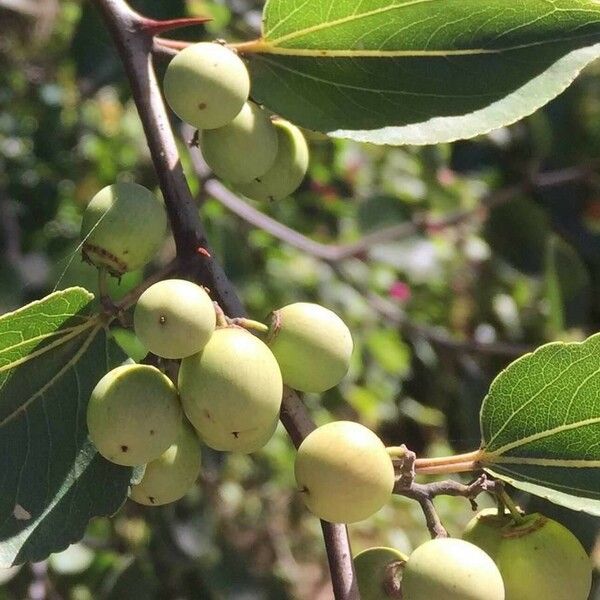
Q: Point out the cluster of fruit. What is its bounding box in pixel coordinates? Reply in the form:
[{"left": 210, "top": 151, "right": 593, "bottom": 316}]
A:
[
  {"left": 80, "top": 181, "right": 366, "bottom": 512},
  {"left": 355, "top": 509, "right": 592, "bottom": 600},
  {"left": 164, "top": 42, "right": 309, "bottom": 202}
]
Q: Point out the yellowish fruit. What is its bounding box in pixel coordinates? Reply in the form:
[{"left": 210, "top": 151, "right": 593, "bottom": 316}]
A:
[
  {"left": 235, "top": 119, "right": 309, "bottom": 201},
  {"left": 87, "top": 364, "right": 181, "bottom": 466},
  {"left": 401, "top": 538, "right": 505, "bottom": 600},
  {"left": 178, "top": 327, "right": 283, "bottom": 452},
  {"left": 200, "top": 102, "right": 278, "bottom": 184},
  {"left": 354, "top": 547, "right": 408, "bottom": 600},
  {"left": 200, "top": 413, "right": 279, "bottom": 454},
  {"left": 163, "top": 42, "right": 249, "bottom": 130},
  {"left": 133, "top": 279, "right": 216, "bottom": 359},
  {"left": 130, "top": 421, "right": 201, "bottom": 506},
  {"left": 80, "top": 183, "right": 167, "bottom": 276},
  {"left": 294, "top": 421, "right": 394, "bottom": 523},
  {"left": 495, "top": 513, "right": 592, "bottom": 600},
  {"left": 267, "top": 302, "right": 353, "bottom": 393}
]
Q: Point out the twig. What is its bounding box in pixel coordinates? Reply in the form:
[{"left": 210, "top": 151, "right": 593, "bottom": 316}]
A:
[
  {"left": 394, "top": 475, "right": 500, "bottom": 539},
  {"left": 91, "top": 1, "right": 358, "bottom": 597},
  {"left": 203, "top": 178, "right": 520, "bottom": 263}
]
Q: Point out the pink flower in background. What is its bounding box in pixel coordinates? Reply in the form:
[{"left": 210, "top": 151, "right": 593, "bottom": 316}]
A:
[{"left": 389, "top": 281, "right": 411, "bottom": 302}]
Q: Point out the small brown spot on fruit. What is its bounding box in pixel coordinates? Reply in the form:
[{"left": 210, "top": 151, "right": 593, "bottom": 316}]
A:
[
  {"left": 121, "top": 445, "right": 128, "bottom": 452},
  {"left": 232, "top": 431, "right": 240, "bottom": 439},
  {"left": 159, "top": 315, "right": 166, "bottom": 325},
  {"left": 149, "top": 496, "right": 156, "bottom": 504},
  {"left": 198, "top": 102, "right": 207, "bottom": 110}
]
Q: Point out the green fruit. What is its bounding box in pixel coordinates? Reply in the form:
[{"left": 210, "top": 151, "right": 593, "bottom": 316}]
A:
[
  {"left": 87, "top": 364, "right": 181, "bottom": 466},
  {"left": 354, "top": 547, "right": 408, "bottom": 600},
  {"left": 462, "top": 507, "right": 514, "bottom": 559},
  {"left": 133, "top": 279, "right": 216, "bottom": 359},
  {"left": 80, "top": 183, "right": 167, "bottom": 276},
  {"left": 129, "top": 421, "right": 201, "bottom": 506},
  {"left": 163, "top": 42, "right": 250, "bottom": 130},
  {"left": 495, "top": 513, "right": 592, "bottom": 600},
  {"left": 267, "top": 302, "right": 353, "bottom": 393},
  {"left": 234, "top": 119, "right": 309, "bottom": 201},
  {"left": 200, "top": 102, "right": 278, "bottom": 184},
  {"left": 178, "top": 327, "right": 283, "bottom": 452},
  {"left": 201, "top": 413, "right": 279, "bottom": 454},
  {"left": 401, "top": 538, "right": 505, "bottom": 600},
  {"left": 294, "top": 421, "right": 394, "bottom": 523}
]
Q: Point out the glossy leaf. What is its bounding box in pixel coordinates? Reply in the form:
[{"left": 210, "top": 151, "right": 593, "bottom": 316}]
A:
[
  {"left": 480, "top": 334, "right": 600, "bottom": 515},
  {"left": 0, "top": 288, "right": 133, "bottom": 567},
  {"left": 243, "top": 0, "right": 600, "bottom": 144}
]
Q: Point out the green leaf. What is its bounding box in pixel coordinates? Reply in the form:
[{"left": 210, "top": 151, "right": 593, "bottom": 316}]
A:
[
  {"left": 544, "top": 235, "right": 591, "bottom": 336},
  {"left": 480, "top": 334, "right": 600, "bottom": 515},
  {"left": 0, "top": 288, "right": 133, "bottom": 567},
  {"left": 243, "top": 0, "right": 600, "bottom": 145}
]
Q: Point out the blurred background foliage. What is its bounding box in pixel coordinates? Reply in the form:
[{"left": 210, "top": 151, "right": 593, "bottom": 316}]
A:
[{"left": 1, "top": 0, "right": 600, "bottom": 598}]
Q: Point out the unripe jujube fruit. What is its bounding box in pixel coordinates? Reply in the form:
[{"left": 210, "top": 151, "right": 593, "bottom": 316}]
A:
[
  {"left": 401, "top": 538, "right": 505, "bottom": 600},
  {"left": 133, "top": 279, "right": 216, "bottom": 359},
  {"left": 163, "top": 42, "right": 250, "bottom": 130},
  {"left": 294, "top": 421, "right": 394, "bottom": 523},
  {"left": 495, "top": 513, "right": 592, "bottom": 600},
  {"left": 200, "top": 102, "right": 278, "bottom": 183},
  {"left": 87, "top": 364, "right": 181, "bottom": 466},
  {"left": 80, "top": 183, "right": 167, "bottom": 276},
  {"left": 178, "top": 327, "right": 283, "bottom": 453},
  {"left": 354, "top": 547, "right": 408, "bottom": 600},
  {"left": 235, "top": 119, "right": 309, "bottom": 201},
  {"left": 129, "top": 421, "right": 201, "bottom": 506},
  {"left": 267, "top": 302, "right": 353, "bottom": 393},
  {"left": 201, "top": 413, "right": 279, "bottom": 454},
  {"left": 462, "top": 507, "right": 514, "bottom": 559}
]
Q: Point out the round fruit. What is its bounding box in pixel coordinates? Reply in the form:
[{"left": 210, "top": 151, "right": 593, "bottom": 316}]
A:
[
  {"left": 294, "top": 421, "right": 394, "bottom": 523},
  {"left": 163, "top": 42, "right": 250, "bottom": 130},
  {"left": 495, "top": 513, "right": 592, "bottom": 600},
  {"left": 267, "top": 302, "right": 353, "bottom": 393},
  {"left": 354, "top": 547, "right": 408, "bottom": 600},
  {"left": 87, "top": 364, "right": 181, "bottom": 466},
  {"left": 178, "top": 327, "right": 283, "bottom": 452},
  {"left": 129, "top": 421, "right": 201, "bottom": 506},
  {"left": 80, "top": 183, "right": 167, "bottom": 276},
  {"left": 462, "top": 507, "right": 514, "bottom": 559},
  {"left": 235, "top": 119, "right": 309, "bottom": 201},
  {"left": 200, "top": 412, "right": 279, "bottom": 454},
  {"left": 401, "top": 538, "right": 505, "bottom": 600},
  {"left": 200, "top": 102, "right": 278, "bottom": 184},
  {"left": 133, "top": 279, "right": 216, "bottom": 359}
]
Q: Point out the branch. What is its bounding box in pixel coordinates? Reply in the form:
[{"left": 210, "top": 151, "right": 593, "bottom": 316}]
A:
[{"left": 91, "top": 1, "right": 358, "bottom": 597}]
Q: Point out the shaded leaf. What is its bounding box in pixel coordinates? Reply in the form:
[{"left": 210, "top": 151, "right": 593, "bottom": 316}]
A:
[
  {"left": 480, "top": 334, "right": 600, "bottom": 515},
  {"left": 244, "top": 0, "right": 600, "bottom": 144},
  {"left": 0, "top": 288, "right": 133, "bottom": 567}
]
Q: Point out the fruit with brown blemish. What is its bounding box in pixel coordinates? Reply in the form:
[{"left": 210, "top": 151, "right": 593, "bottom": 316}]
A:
[
  {"left": 354, "top": 546, "right": 408, "bottom": 600},
  {"left": 178, "top": 327, "right": 283, "bottom": 453},
  {"left": 235, "top": 119, "right": 309, "bottom": 201},
  {"left": 163, "top": 42, "right": 250, "bottom": 130},
  {"left": 401, "top": 538, "right": 505, "bottom": 600},
  {"left": 80, "top": 183, "right": 167, "bottom": 276},
  {"left": 87, "top": 364, "right": 181, "bottom": 466},
  {"left": 133, "top": 279, "right": 216, "bottom": 359},
  {"left": 494, "top": 513, "right": 592, "bottom": 600},
  {"left": 267, "top": 302, "right": 353, "bottom": 393},
  {"left": 200, "top": 102, "right": 278, "bottom": 184},
  {"left": 294, "top": 421, "right": 394, "bottom": 523},
  {"left": 129, "top": 421, "right": 201, "bottom": 506}
]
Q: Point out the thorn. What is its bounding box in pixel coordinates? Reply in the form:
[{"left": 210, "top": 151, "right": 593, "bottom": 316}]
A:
[
  {"left": 140, "top": 16, "right": 212, "bottom": 37},
  {"left": 196, "top": 246, "right": 211, "bottom": 258}
]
